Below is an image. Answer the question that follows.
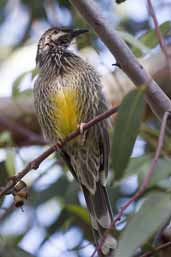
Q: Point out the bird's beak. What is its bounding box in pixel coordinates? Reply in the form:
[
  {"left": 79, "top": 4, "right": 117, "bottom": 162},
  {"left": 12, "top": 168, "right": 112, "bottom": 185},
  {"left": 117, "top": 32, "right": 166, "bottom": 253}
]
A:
[{"left": 71, "top": 28, "right": 89, "bottom": 38}]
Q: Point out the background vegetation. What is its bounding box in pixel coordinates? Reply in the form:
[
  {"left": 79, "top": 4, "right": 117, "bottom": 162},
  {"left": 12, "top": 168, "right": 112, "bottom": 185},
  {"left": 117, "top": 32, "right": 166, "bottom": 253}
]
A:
[{"left": 0, "top": 0, "right": 171, "bottom": 256}]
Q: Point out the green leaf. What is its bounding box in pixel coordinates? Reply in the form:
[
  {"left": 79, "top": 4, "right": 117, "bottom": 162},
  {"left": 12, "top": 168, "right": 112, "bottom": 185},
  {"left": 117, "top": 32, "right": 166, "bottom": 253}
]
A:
[
  {"left": 111, "top": 88, "right": 145, "bottom": 180},
  {"left": 12, "top": 68, "right": 38, "bottom": 98},
  {"left": 0, "top": 161, "right": 10, "bottom": 206},
  {"left": 5, "top": 149, "right": 16, "bottom": 176},
  {"left": 118, "top": 31, "right": 149, "bottom": 56},
  {"left": 138, "top": 158, "right": 171, "bottom": 187},
  {"left": 132, "top": 21, "right": 171, "bottom": 56},
  {"left": 116, "top": 0, "right": 127, "bottom": 3},
  {"left": 141, "top": 21, "right": 171, "bottom": 48},
  {"left": 12, "top": 71, "right": 29, "bottom": 98},
  {"left": 0, "top": 132, "right": 12, "bottom": 145},
  {"left": 124, "top": 155, "right": 151, "bottom": 178},
  {"left": 0, "top": 239, "right": 35, "bottom": 257},
  {"left": 115, "top": 192, "right": 171, "bottom": 257},
  {"left": 67, "top": 204, "right": 90, "bottom": 225},
  {"left": 124, "top": 156, "right": 171, "bottom": 189},
  {"left": 0, "top": 161, "right": 9, "bottom": 187}
]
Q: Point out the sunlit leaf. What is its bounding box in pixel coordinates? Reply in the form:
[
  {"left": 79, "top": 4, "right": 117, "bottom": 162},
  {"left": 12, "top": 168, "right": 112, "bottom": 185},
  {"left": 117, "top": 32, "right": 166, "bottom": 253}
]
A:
[
  {"left": 67, "top": 205, "right": 90, "bottom": 225},
  {"left": 0, "top": 161, "right": 10, "bottom": 206},
  {"left": 5, "top": 149, "right": 16, "bottom": 176},
  {"left": 12, "top": 68, "right": 38, "bottom": 98},
  {"left": 0, "top": 161, "right": 9, "bottom": 187},
  {"left": 12, "top": 72, "right": 29, "bottom": 98},
  {"left": 115, "top": 192, "right": 171, "bottom": 257},
  {"left": 118, "top": 31, "right": 149, "bottom": 56},
  {"left": 0, "top": 132, "right": 12, "bottom": 145},
  {"left": 132, "top": 21, "right": 171, "bottom": 56},
  {"left": 111, "top": 87, "right": 145, "bottom": 180}
]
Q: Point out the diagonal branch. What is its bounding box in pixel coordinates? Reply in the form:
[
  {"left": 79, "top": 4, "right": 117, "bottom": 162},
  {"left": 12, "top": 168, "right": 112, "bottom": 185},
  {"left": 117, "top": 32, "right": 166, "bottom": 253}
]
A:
[
  {"left": 0, "top": 106, "right": 118, "bottom": 198},
  {"left": 139, "top": 242, "right": 171, "bottom": 257},
  {"left": 69, "top": 0, "right": 171, "bottom": 129}
]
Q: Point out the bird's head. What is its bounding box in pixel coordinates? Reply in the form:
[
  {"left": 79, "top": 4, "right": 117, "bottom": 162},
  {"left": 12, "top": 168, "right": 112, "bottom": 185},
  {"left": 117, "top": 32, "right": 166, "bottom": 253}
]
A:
[{"left": 36, "top": 27, "right": 88, "bottom": 68}]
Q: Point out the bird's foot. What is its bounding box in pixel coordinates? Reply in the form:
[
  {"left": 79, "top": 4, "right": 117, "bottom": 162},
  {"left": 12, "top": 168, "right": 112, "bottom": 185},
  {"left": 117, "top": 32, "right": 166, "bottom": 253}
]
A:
[
  {"left": 54, "top": 139, "right": 63, "bottom": 151},
  {"left": 77, "top": 122, "right": 86, "bottom": 134},
  {"left": 77, "top": 123, "right": 87, "bottom": 145}
]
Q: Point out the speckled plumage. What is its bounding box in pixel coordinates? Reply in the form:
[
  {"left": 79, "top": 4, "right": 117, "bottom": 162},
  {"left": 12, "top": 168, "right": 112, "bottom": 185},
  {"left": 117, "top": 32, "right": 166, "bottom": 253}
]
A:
[{"left": 34, "top": 27, "right": 116, "bottom": 256}]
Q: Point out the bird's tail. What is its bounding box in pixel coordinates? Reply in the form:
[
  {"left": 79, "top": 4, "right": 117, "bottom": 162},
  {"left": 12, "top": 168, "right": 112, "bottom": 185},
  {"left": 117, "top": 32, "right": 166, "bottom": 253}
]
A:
[{"left": 82, "top": 182, "right": 117, "bottom": 256}]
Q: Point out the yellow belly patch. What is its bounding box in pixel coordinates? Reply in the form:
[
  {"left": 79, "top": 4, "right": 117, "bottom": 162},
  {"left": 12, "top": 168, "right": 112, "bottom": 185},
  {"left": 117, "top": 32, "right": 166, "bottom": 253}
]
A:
[{"left": 50, "top": 87, "right": 79, "bottom": 138}]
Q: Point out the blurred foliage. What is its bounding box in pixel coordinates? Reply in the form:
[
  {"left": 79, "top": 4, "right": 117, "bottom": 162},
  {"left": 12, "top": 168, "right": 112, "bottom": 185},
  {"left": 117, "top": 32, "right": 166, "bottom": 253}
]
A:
[
  {"left": 0, "top": 239, "right": 35, "bottom": 257},
  {"left": 115, "top": 192, "right": 171, "bottom": 257},
  {"left": 0, "top": 1, "right": 171, "bottom": 257}
]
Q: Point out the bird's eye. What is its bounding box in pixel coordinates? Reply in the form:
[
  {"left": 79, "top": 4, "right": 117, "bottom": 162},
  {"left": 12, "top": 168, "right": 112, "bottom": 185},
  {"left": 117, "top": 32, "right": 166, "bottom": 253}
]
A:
[{"left": 58, "top": 36, "right": 68, "bottom": 45}]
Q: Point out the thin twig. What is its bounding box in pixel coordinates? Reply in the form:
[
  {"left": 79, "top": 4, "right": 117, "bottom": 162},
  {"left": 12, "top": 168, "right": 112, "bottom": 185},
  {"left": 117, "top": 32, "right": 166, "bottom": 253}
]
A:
[
  {"left": 91, "top": 111, "right": 170, "bottom": 257},
  {"left": 147, "top": 0, "right": 171, "bottom": 78},
  {"left": 0, "top": 106, "right": 118, "bottom": 198},
  {"left": 139, "top": 242, "right": 171, "bottom": 257}
]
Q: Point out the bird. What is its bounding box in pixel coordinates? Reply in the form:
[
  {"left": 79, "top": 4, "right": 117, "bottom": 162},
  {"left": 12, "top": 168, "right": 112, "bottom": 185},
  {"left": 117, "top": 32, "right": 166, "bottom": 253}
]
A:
[{"left": 33, "top": 27, "right": 117, "bottom": 256}]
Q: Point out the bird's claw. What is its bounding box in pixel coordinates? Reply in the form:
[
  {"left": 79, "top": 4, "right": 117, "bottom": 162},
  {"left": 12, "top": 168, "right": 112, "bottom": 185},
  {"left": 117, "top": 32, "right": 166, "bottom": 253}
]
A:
[{"left": 78, "top": 122, "right": 86, "bottom": 134}]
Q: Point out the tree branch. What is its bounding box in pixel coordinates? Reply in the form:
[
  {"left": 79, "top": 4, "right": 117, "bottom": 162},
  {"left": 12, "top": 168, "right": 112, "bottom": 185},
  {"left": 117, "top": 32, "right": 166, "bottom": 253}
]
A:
[
  {"left": 139, "top": 242, "right": 171, "bottom": 257},
  {"left": 0, "top": 106, "right": 118, "bottom": 198},
  {"left": 69, "top": 0, "right": 171, "bottom": 129}
]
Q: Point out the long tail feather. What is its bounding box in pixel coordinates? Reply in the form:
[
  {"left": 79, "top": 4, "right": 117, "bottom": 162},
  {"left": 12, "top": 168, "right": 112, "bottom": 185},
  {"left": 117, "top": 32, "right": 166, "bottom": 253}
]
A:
[{"left": 82, "top": 182, "right": 117, "bottom": 256}]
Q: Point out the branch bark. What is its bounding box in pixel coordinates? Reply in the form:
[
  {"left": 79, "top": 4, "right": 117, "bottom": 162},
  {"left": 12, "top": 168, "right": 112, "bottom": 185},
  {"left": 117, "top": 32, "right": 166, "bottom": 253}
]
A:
[{"left": 69, "top": 0, "right": 171, "bottom": 129}]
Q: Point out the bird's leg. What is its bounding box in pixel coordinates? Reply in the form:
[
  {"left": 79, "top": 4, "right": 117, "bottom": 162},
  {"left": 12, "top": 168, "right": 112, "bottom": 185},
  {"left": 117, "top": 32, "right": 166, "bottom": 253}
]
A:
[
  {"left": 53, "top": 138, "right": 63, "bottom": 151},
  {"left": 78, "top": 122, "right": 86, "bottom": 134},
  {"left": 77, "top": 122, "right": 87, "bottom": 146}
]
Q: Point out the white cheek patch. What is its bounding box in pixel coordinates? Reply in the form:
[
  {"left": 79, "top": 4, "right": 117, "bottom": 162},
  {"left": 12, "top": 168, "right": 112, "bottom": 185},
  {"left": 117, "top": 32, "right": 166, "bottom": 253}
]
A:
[
  {"left": 43, "top": 44, "right": 50, "bottom": 51},
  {"left": 51, "top": 32, "right": 67, "bottom": 41}
]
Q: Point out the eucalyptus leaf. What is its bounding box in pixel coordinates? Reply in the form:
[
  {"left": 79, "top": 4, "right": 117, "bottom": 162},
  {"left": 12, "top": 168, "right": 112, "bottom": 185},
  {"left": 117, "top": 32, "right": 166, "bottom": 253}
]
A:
[
  {"left": 115, "top": 192, "right": 171, "bottom": 257},
  {"left": 0, "top": 161, "right": 9, "bottom": 187},
  {"left": 0, "top": 161, "right": 10, "bottom": 206},
  {"left": 67, "top": 204, "right": 90, "bottom": 225},
  {"left": 12, "top": 71, "right": 29, "bottom": 98},
  {"left": 0, "top": 132, "right": 12, "bottom": 145},
  {"left": 111, "top": 87, "right": 145, "bottom": 180},
  {"left": 5, "top": 149, "right": 15, "bottom": 176},
  {"left": 132, "top": 21, "right": 171, "bottom": 56},
  {"left": 0, "top": 239, "right": 35, "bottom": 257},
  {"left": 118, "top": 31, "right": 149, "bottom": 56},
  {"left": 138, "top": 158, "right": 171, "bottom": 187},
  {"left": 12, "top": 68, "right": 38, "bottom": 98},
  {"left": 124, "top": 155, "right": 151, "bottom": 178}
]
